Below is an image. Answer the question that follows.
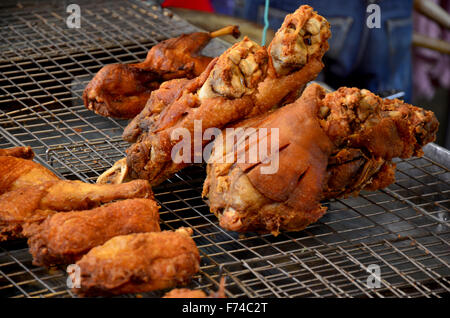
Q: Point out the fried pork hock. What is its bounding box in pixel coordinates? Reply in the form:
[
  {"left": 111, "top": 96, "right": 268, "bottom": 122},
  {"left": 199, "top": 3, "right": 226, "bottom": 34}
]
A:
[
  {"left": 0, "top": 179, "right": 153, "bottom": 241},
  {"left": 102, "top": 5, "right": 330, "bottom": 187},
  {"left": 83, "top": 26, "right": 240, "bottom": 119},
  {"left": 73, "top": 228, "right": 200, "bottom": 297},
  {"left": 202, "top": 84, "right": 438, "bottom": 235},
  {"left": 0, "top": 146, "right": 34, "bottom": 159},
  {"left": 27, "top": 199, "right": 160, "bottom": 267}
]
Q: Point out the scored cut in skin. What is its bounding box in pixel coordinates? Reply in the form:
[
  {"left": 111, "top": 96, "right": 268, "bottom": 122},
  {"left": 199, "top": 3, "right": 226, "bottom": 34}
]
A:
[
  {"left": 83, "top": 26, "right": 240, "bottom": 119},
  {"left": 73, "top": 228, "right": 199, "bottom": 297},
  {"left": 98, "top": 5, "right": 331, "bottom": 186},
  {"left": 202, "top": 84, "right": 439, "bottom": 235}
]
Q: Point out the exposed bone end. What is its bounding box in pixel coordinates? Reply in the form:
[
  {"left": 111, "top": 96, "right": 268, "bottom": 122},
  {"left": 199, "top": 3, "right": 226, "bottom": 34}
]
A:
[
  {"left": 358, "top": 92, "right": 380, "bottom": 122},
  {"left": 198, "top": 37, "right": 268, "bottom": 100},
  {"left": 96, "top": 158, "right": 130, "bottom": 184},
  {"left": 269, "top": 5, "right": 331, "bottom": 76}
]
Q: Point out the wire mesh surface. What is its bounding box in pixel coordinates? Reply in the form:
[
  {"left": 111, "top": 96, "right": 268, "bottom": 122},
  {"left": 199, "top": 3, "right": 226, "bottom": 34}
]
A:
[{"left": 0, "top": 0, "right": 449, "bottom": 298}]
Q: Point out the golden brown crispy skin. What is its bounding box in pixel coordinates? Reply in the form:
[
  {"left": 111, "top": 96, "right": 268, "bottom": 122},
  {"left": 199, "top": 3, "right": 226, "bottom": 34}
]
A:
[
  {"left": 0, "top": 146, "right": 34, "bottom": 159},
  {"left": 204, "top": 84, "right": 333, "bottom": 235},
  {"left": 124, "top": 41, "right": 265, "bottom": 186},
  {"left": 203, "top": 84, "right": 439, "bottom": 235},
  {"left": 0, "top": 185, "right": 56, "bottom": 242},
  {"left": 83, "top": 27, "right": 240, "bottom": 119},
  {"left": 163, "top": 289, "right": 208, "bottom": 298},
  {"left": 27, "top": 199, "right": 160, "bottom": 267},
  {"left": 35, "top": 179, "right": 153, "bottom": 211},
  {"left": 107, "top": 5, "right": 330, "bottom": 187},
  {"left": 122, "top": 77, "right": 195, "bottom": 143},
  {"left": 255, "top": 5, "right": 331, "bottom": 113},
  {"left": 0, "top": 156, "right": 59, "bottom": 195},
  {"left": 320, "top": 86, "right": 439, "bottom": 198},
  {"left": 73, "top": 228, "right": 200, "bottom": 297},
  {"left": 0, "top": 179, "right": 153, "bottom": 241},
  {"left": 163, "top": 277, "right": 226, "bottom": 298}
]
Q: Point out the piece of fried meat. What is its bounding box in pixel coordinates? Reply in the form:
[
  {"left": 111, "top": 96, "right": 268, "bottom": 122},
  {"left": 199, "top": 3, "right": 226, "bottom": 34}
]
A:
[
  {"left": 73, "top": 228, "right": 199, "bottom": 297},
  {"left": 83, "top": 26, "right": 240, "bottom": 119},
  {"left": 26, "top": 198, "right": 160, "bottom": 267},
  {"left": 202, "top": 84, "right": 438, "bottom": 235},
  {"left": 0, "top": 179, "right": 152, "bottom": 241}
]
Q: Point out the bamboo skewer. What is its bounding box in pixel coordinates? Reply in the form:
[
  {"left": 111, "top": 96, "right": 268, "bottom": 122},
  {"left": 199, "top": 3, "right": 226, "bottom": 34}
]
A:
[
  {"left": 210, "top": 25, "right": 241, "bottom": 39},
  {"left": 414, "top": 0, "right": 450, "bottom": 29},
  {"left": 413, "top": 33, "right": 450, "bottom": 55}
]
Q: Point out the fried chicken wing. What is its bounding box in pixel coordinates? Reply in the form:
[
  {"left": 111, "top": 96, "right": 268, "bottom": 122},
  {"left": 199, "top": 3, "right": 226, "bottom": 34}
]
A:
[
  {"left": 100, "top": 5, "right": 330, "bottom": 186},
  {"left": 0, "top": 179, "right": 153, "bottom": 241},
  {"left": 0, "top": 146, "right": 34, "bottom": 159},
  {"left": 26, "top": 198, "right": 160, "bottom": 267},
  {"left": 202, "top": 84, "right": 438, "bottom": 235},
  {"left": 83, "top": 26, "right": 240, "bottom": 119},
  {"left": 73, "top": 228, "right": 200, "bottom": 297},
  {"left": 0, "top": 156, "right": 59, "bottom": 195}
]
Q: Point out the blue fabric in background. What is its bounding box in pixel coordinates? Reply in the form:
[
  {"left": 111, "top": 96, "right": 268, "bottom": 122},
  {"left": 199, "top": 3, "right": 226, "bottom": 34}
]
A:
[{"left": 211, "top": 0, "right": 413, "bottom": 102}]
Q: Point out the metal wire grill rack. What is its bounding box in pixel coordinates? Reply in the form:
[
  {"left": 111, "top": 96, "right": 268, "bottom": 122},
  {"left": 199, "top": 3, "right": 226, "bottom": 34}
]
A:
[{"left": 0, "top": 0, "right": 449, "bottom": 298}]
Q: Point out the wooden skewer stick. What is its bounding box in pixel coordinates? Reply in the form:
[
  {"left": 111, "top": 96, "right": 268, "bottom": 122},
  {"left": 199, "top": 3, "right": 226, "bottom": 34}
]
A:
[
  {"left": 413, "top": 33, "right": 450, "bottom": 55},
  {"left": 414, "top": 0, "right": 450, "bottom": 29},
  {"left": 210, "top": 25, "right": 241, "bottom": 39}
]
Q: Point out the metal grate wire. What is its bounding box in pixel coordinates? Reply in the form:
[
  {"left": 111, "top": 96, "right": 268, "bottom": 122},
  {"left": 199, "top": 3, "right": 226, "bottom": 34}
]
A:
[{"left": 0, "top": 0, "right": 449, "bottom": 298}]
